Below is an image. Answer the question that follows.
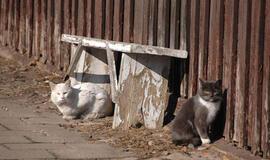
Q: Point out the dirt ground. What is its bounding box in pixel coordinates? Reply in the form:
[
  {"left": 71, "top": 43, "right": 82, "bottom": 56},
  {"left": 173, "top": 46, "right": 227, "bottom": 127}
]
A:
[{"left": 0, "top": 56, "right": 235, "bottom": 159}]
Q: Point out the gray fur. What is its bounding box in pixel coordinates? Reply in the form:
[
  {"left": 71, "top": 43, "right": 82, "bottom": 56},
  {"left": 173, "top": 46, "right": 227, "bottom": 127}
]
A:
[{"left": 171, "top": 79, "right": 222, "bottom": 146}]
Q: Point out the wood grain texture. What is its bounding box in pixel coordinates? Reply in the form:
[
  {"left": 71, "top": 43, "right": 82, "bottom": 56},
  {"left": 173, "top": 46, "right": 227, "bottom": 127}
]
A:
[
  {"left": 32, "top": 0, "right": 41, "bottom": 60},
  {"left": 179, "top": 0, "right": 188, "bottom": 98},
  {"left": 13, "top": 0, "right": 20, "bottom": 49},
  {"left": 18, "top": 0, "right": 26, "bottom": 54},
  {"left": 54, "top": 0, "right": 62, "bottom": 69},
  {"left": 248, "top": 0, "right": 264, "bottom": 153},
  {"left": 223, "top": 0, "right": 238, "bottom": 143},
  {"left": 113, "top": 0, "right": 124, "bottom": 41},
  {"left": 261, "top": 1, "right": 270, "bottom": 157},
  {"left": 188, "top": 0, "right": 199, "bottom": 98},
  {"left": 46, "top": 0, "right": 53, "bottom": 64},
  {"left": 94, "top": 0, "right": 105, "bottom": 38},
  {"left": 123, "top": 0, "right": 134, "bottom": 43},
  {"left": 7, "top": 0, "right": 14, "bottom": 47},
  {"left": 62, "top": 0, "right": 71, "bottom": 71},
  {"left": 25, "top": 0, "right": 33, "bottom": 57},
  {"left": 40, "top": 0, "right": 47, "bottom": 63},
  {"left": 105, "top": 0, "right": 113, "bottom": 40},
  {"left": 208, "top": 0, "right": 224, "bottom": 80},
  {"left": 0, "top": 0, "right": 8, "bottom": 45}
]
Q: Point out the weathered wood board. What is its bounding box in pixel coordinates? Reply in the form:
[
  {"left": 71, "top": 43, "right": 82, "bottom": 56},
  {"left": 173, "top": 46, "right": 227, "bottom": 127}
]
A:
[{"left": 113, "top": 54, "right": 171, "bottom": 129}]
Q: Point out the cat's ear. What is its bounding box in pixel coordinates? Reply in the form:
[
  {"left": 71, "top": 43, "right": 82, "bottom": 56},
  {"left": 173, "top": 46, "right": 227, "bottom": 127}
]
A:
[
  {"left": 215, "top": 79, "right": 222, "bottom": 87},
  {"left": 65, "top": 79, "right": 71, "bottom": 87},
  {"left": 49, "top": 82, "right": 56, "bottom": 90},
  {"left": 199, "top": 78, "right": 205, "bottom": 85}
]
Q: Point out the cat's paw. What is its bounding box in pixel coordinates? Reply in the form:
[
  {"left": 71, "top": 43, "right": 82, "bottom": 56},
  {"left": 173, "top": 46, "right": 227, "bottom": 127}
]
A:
[
  {"left": 201, "top": 138, "right": 211, "bottom": 144},
  {"left": 63, "top": 115, "right": 76, "bottom": 120}
]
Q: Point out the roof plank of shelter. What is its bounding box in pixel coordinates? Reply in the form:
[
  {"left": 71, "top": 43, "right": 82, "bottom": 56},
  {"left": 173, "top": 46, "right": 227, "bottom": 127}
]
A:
[{"left": 61, "top": 34, "right": 188, "bottom": 59}]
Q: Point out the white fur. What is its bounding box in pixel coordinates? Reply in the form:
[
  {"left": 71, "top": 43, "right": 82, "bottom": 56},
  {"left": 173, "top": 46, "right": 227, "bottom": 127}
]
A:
[
  {"left": 198, "top": 96, "right": 221, "bottom": 123},
  {"left": 50, "top": 80, "right": 112, "bottom": 120},
  {"left": 201, "top": 138, "right": 211, "bottom": 144}
]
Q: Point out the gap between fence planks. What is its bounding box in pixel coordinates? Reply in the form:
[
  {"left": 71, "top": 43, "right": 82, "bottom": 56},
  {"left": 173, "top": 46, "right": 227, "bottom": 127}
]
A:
[{"left": 61, "top": 34, "right": 188, "bottom": 58}]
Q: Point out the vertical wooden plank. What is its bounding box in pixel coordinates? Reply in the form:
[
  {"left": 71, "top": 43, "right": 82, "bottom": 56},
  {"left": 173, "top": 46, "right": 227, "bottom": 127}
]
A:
[
  {"left": 40, "top": 0, "right": 47, "bottom": 63},
  {"left": 105, "top": 0, "right": 113, "bottom": 40},
  {"left": 169, "top": 0, "right": 180, "bottom": 49},
  {"left": 235, "top": 0, "right": 251, "bottom": 147},
  {"left": 113, "top": 0, "right": 134, "bottom": 129},
  {"left": 18, "top": 0, "right": 26, "bottom": 54},
  {"left": 62, "top": 0, "right": 71, "bottom": 71},
  {"left": 142, "top": 0, "right": 150, "bottom": 45},
  {"left": 179, "top": 0, "right": 188, "bottom": 97},
  {"left": 261, "top": 1, "right": 270, "bottom": 157},
  {"left": 113, "top": 0, "right": 124, "bottom": 41},
  {"left": 168, "top": 0, "right": 180, "bottom": 95},
  {"left": 106, "top": 48, "right": 119, "bottom": 103},
  {"left": 25, "top": 0, "right": 33, "bottom": 57},
  {"left": 187, "top": 0, "right": 199, "bottom": 98},
  {"left": 223, "top": 0, "right": 238, "bottom": 142},
  {"left": 157, "top": 0, "right": 169, "bottom": 47},
  {"left": 1, "top": 0, "right": 8, "bottom": 46},
  {"left": 71, "top": 0, "right": 78, "bottom": 35},
  {"left": 77, "top": 0, "right": 86, "bottom": 36},
  {"left": 70, "top": 0, "right": 78, "bottom": 67},
  {"left": 54, "top": 0, "right": 62, "bottom": 69},
  {"left": 7, "top": 0, "right": 14, "bottom": 47},
  {"left": 0, "top": 0, "right": 1, "bottom": 43},
  {"left": 248, "top": 0, "right": 264, "bottom": 154},
  {"left": 148, "top": 0, "right": 157, "bottom": 46},
  {"left": 133, "top": 0, "right": 144, "bottom": 44},
  {"left": 32, "top": 0, "right": 41, "bottom": 60},
  {"left": 197, "top": 0, "right": 210, "bottom": 83},
  {"left": 208, "top": 0, "right": 224, "bottom": 80},
  {"left": 86, "top": 0, "right": 93, "bottom": 37},
  {"left": 123, "top": 0, "right": 134, "bottom": 43},
  {"left": 93, "top": 0, "right": 105, "bottom": 38},
  {"left": 46, "top": 0, "right": 54, "bottom": 64},
  {"left": 13, "top": 0, "right": 20, "bottom": 50}
]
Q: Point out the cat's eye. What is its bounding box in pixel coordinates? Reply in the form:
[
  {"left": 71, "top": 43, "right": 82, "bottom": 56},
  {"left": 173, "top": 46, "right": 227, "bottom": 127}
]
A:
[{"left": 63, "top": 92, "right": 68, "bottom": 95}]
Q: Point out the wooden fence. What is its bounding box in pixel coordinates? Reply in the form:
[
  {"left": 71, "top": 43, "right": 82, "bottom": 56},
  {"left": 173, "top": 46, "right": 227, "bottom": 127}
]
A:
[{"left": 0, "top": 0, "right": 269, "bottom": 158}]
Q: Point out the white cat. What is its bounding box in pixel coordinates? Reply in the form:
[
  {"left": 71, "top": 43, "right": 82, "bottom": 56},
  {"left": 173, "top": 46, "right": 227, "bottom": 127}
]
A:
[{"left": 49, "top": 79, "right": 113, "bottom": 120}]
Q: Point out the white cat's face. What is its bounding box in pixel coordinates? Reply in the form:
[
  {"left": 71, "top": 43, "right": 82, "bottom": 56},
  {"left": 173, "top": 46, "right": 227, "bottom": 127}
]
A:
[{"left": 50, "top": 81, "right": 72, "bottom": 105}]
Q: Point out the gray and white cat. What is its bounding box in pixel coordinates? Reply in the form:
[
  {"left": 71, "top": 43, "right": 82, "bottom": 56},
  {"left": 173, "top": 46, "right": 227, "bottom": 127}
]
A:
[
  {"left": 49, "top": 79, "right": 113, "bottom": 120},
  {"left": 171, "top": 79, "right": 222, "bottom": 146}
]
